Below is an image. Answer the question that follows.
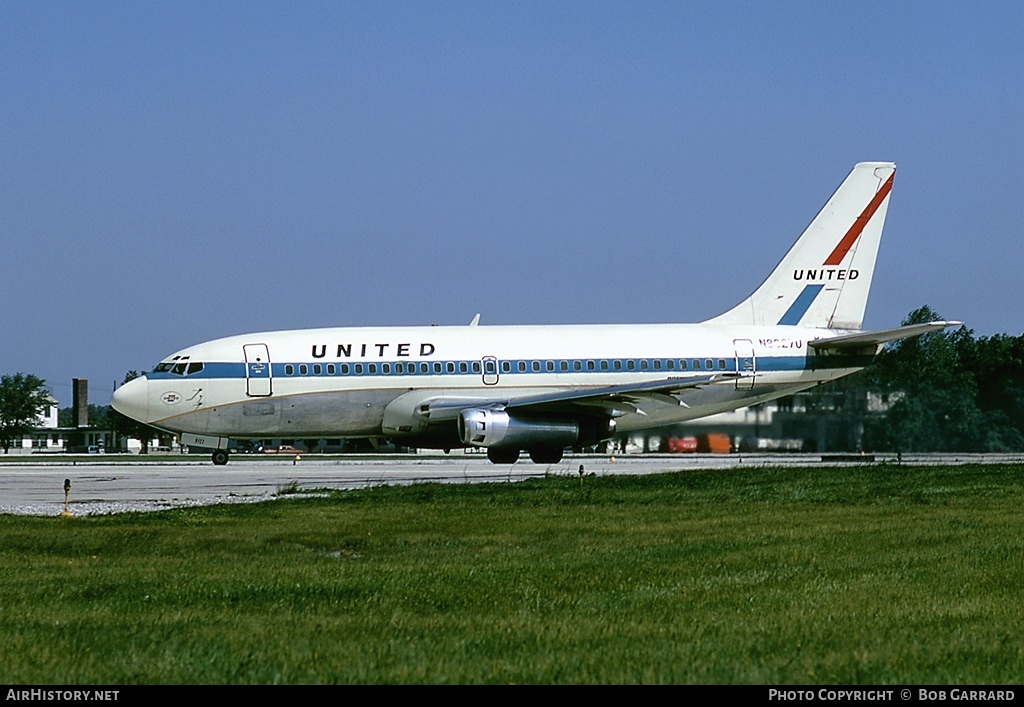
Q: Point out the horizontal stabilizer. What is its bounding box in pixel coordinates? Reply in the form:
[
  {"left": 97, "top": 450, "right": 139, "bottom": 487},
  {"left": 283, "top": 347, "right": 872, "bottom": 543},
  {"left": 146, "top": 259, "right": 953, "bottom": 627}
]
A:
[{"left": 808, "top": 321, "right": 962, "bottom": 351}]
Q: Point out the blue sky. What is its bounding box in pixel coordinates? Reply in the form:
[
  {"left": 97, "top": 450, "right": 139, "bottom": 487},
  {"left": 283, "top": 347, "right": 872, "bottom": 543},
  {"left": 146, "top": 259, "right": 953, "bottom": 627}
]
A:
[{"left": 2, "top": 1, "right": 1022, "bottom": 405}]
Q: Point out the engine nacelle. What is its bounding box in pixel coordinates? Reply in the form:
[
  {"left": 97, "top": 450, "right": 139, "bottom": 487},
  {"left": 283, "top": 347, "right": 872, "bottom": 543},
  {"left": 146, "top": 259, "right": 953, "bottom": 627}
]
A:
[{"left": 457, "top": 408, "right": 614, "bottom": 449}]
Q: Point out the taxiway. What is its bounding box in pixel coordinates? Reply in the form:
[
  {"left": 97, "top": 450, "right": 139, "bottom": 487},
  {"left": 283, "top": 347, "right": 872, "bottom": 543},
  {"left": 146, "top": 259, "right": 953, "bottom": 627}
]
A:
[{"left": 1, "top": 452, "right": 1021, "bottom": 516}]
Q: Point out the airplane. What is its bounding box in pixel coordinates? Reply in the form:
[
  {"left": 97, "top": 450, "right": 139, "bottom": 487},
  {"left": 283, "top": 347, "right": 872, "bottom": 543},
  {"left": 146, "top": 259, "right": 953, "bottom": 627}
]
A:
[{"left": 111, "top": 162, "right": 958, "bottom": 466}]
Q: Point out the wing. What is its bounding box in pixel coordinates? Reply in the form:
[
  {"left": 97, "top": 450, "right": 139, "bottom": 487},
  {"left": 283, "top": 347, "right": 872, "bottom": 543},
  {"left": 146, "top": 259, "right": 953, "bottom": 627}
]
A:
[
  {"left": 380, "top": 372, "right": 741, "bottom": 442},
  {"left": 504, "top": 372, "right": 738, "bottom": 417}
]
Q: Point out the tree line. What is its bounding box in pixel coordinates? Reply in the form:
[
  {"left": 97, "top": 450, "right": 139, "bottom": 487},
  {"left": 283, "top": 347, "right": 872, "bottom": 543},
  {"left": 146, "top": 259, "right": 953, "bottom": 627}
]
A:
[{"left": 856, "top": 306, "right": 1024, "bottom": 452}]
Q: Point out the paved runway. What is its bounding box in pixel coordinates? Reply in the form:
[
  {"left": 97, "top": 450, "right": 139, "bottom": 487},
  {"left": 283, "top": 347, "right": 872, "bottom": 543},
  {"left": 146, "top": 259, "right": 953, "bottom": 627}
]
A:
[{"left": 2, "top": 452, "right": 1021, "bottom": 516}]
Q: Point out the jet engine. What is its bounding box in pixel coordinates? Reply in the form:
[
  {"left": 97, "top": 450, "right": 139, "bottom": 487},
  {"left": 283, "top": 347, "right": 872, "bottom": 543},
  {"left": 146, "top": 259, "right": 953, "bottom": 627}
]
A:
[{"left": 457, "top": 408, "right": 614, "bottom": 449}]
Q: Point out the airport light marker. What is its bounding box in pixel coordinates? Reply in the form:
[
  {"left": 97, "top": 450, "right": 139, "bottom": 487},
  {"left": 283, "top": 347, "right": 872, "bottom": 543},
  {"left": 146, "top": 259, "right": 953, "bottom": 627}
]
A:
[{"left": 61, "top": 478, "right": 73, "bottom": 517}]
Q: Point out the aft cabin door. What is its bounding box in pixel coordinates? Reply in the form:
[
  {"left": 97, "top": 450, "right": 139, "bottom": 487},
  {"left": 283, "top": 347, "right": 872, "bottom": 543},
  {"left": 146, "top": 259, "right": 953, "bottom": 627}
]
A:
[
  {"left": 243, "top": 344, "right": 272, "bottom": 397},
  {"left": 733, "top": 339, "right": 756, "bottom": 391}
]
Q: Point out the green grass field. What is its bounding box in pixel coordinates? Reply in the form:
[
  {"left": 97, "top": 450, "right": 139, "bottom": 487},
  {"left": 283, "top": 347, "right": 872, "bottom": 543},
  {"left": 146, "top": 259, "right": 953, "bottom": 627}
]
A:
[{"left": 1, "top": 464, "right": 1022, "bottom": 684}]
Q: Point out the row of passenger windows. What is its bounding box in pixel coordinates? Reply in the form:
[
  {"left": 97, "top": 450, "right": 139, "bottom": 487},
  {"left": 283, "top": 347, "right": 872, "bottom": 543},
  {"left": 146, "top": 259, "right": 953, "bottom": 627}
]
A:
[{"left": 282, "top": 358, "right": 730, "bottom": 377}]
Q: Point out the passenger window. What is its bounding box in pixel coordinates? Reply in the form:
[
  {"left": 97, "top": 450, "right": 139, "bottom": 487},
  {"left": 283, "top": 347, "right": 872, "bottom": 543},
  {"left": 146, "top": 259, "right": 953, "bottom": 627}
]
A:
[
  {"left": 546, "top": 361, "right": 555, "bottom": 372},
  {"left": 383, "top": 363, "right": 392, "bottom": 374},
  {"left": 587, "top": 360, "right": 595, "bottom": 371},
  {"left": 354, "top": 364, "right": 363, "bottom": 374},
  {"left": 627, "top": 360, "right": 635, "bottom": 371},
  {"left": 341, "top": 364, "right": 349, "bottom": 375},
  {"left": 653, "top": 360, "right": 661, "bottom": 371},
  {"left": 640, "top": 360, "right": 649, "bottom": 371},
  {"left": 693, "top": 360, "right": 701, "bottom": 370},
  {"left": 285, "top": 365, "right": 294, "bottom": 376},
  {"left": 299, "top": 364, "right": 308, "bottom": 375},
  {"left": 718, "top": 359, "right": 727, "bottom": 370},
  {"left": 705, "top": 359, "right": 714, "bottom": 370},
  {"left": 313, "top": 364, "right": 322, "bottom": 375},
  {"left": 327, "top": 364, "right": 335, "bottom": 375},
  {"left": 680, "top": 359, "right": 687, "bottom": 370},
  {"left": 614, "top": 360, "right": 622, "bottom": 371},
  {"left": 532, "top": 361, "right": 541, "bottom": 372},
  {"left": 459, "top": 362, "right": 468, "bottom": 373},
  {"left": 573, "top": 360, "right": 582, "bottom": 371},
  {"left": 502, "top": 361, "right": 511, "bottom": 373},
  {"left": 434, "top": 362, "right": 442, "bottom": 374}
]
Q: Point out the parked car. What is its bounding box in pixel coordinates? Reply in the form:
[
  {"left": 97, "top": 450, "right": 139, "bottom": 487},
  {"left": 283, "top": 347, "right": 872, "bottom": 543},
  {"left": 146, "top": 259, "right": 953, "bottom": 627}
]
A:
[{"left": 259, "top": 445, "right": 302, "bottom": 454}]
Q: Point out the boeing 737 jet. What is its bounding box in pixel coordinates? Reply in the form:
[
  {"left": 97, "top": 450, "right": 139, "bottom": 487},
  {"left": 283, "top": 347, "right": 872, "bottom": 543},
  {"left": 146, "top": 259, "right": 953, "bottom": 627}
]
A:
[{"left": 112, "top": 162, "right": 957, "bottom": 465}]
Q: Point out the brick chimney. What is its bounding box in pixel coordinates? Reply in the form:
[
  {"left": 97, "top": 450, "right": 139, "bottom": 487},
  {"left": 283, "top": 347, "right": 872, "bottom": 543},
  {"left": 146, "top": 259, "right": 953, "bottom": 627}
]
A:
[{"left": 73, "top": 378, "right": 88, "bottom": 428}]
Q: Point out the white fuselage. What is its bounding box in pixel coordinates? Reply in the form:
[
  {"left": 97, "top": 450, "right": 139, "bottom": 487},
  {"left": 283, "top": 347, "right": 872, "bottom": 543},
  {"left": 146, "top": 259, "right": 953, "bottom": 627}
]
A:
[{"left": 113, "top": 322, "right": 868, "bottom": 445}]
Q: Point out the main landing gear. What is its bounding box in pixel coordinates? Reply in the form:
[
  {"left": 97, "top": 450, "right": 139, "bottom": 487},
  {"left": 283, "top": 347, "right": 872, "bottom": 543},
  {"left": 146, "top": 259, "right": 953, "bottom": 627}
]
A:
[
  {"left": 528, "top": 447, "right": 563, "bottom": 464},
  {"left": 486, "top": 447, "right": 519, "bottom": 464},
  {"left": 485, "top": 447, "right": 564, "bottom": 465}
]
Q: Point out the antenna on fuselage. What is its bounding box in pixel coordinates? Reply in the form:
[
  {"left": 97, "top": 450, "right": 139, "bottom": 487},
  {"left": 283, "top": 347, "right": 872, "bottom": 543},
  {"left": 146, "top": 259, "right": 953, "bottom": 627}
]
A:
[{"left": 469, "top": 313, "right": 481, "bottom": 327}]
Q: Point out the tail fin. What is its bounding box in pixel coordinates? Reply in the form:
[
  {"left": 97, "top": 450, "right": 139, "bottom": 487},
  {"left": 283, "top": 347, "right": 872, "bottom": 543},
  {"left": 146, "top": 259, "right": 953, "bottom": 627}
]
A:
[{"left": 704, "top": 162, "right": 895, "bottom": 330}]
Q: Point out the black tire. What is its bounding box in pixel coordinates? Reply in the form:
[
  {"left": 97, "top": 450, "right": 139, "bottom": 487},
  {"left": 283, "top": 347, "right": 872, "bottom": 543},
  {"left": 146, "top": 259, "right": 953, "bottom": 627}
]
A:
[
  {"left": 212, "top": 449, "right": 229, "bottom": 466},
  {"left": 486, "top": 447, "right": 519, "bottom": 464},
  {"left": 528, "top": 447, "right": 564, "bottom": 464}
]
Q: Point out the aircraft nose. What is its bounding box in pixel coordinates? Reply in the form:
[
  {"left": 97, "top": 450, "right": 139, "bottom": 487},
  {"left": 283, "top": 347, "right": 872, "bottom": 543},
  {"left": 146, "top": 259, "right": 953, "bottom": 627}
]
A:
[{"left": 111, "top": 375, "right": 149, "bottom": 423}]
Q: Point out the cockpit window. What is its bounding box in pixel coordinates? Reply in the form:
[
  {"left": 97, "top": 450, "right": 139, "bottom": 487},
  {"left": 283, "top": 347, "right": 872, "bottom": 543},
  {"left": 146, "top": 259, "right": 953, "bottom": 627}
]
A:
[{"left": 155, "top": 358, "right": 204, "bottom": 376}]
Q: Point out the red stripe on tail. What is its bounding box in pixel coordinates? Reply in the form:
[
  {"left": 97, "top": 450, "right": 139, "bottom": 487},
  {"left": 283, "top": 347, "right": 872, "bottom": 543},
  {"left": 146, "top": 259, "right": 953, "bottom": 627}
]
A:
[{"left": 823, "top": 171, "right": 894, "bottom": 266}]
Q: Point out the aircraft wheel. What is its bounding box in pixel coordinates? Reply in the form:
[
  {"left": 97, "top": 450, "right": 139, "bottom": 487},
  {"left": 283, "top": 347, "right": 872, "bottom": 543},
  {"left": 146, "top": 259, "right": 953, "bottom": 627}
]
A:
[
  {"left": 486, "top": 447, "right": 519, "bottom": 464},
  {"left": 529, "top": 447, "right": 564, "bottom": 464},
  {"left": 212, "top": 449, "right": 229, "bottom": 466}
]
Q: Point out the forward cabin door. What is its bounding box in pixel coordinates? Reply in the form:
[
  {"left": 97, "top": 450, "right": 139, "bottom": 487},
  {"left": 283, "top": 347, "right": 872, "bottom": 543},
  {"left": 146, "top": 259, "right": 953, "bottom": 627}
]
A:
[
  {"left": 733, "top": 339, "right": 756, "bottom": 390},
  {"left": 244, "top": 344, "right": 272, "bottom": 397}
]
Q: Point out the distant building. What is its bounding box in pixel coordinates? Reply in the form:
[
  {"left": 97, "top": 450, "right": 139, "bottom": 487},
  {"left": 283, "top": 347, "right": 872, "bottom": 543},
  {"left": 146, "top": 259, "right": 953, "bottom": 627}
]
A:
[
  {"left": 6, "top": 378, "right": 161, "bottom": 455},
  {"left": 38, "top": 394, "right": 59, "bottom": 429}
]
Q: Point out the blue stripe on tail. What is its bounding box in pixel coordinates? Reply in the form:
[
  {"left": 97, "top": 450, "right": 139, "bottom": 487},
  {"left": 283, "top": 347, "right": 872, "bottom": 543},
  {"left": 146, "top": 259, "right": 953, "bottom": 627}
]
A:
[{"left": 777, "top": 284, "right": 824, "bottom": 325}]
